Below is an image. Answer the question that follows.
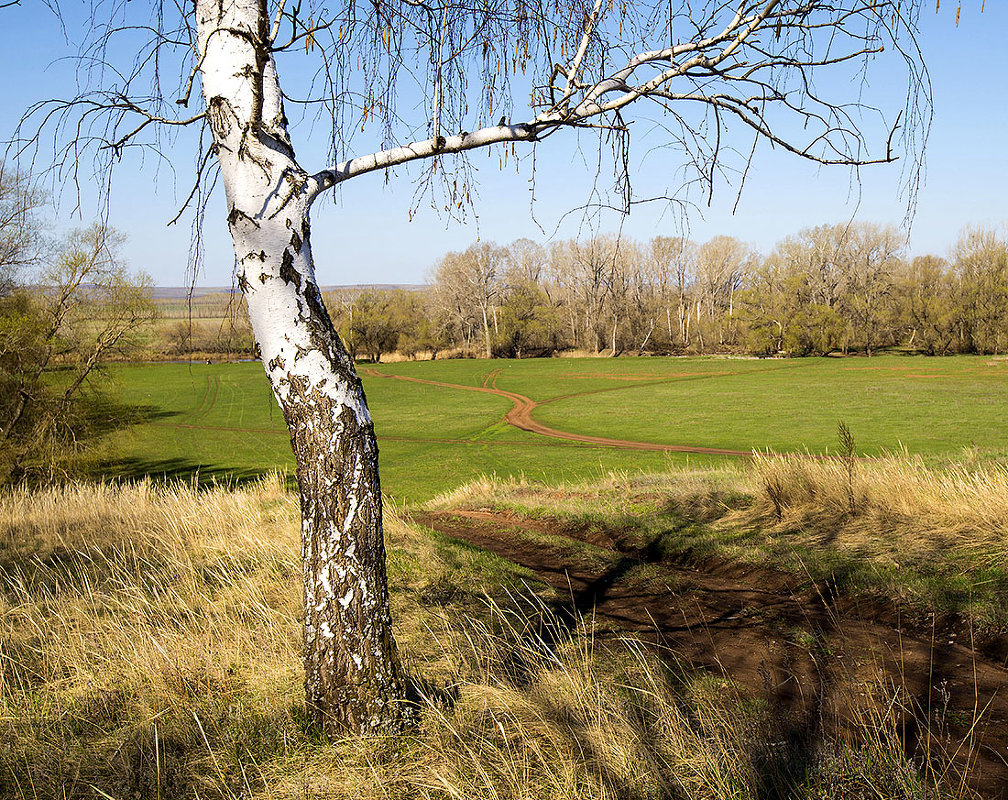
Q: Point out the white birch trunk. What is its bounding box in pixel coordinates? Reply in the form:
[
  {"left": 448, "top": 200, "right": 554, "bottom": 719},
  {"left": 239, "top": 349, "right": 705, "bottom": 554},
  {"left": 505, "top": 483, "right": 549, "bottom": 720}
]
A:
[{"left": 196, "top": 0, "right": 406, "bottom": 735}]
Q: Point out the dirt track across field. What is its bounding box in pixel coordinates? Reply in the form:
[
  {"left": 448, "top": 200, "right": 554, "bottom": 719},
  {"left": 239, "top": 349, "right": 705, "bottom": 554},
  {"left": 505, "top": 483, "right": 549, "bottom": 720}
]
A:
[
  {"left": 414, "top": 508, "right": 1008, "bottom": 798},
  {"left": 363, "top": 367, "right": 750, "bottom": 455}
]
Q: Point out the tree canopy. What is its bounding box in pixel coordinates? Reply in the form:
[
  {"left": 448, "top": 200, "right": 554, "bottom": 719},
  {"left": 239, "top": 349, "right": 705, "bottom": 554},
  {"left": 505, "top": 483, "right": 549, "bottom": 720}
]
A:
[{"left": 15, "top": 0, "right": 929, "bottom": 237}]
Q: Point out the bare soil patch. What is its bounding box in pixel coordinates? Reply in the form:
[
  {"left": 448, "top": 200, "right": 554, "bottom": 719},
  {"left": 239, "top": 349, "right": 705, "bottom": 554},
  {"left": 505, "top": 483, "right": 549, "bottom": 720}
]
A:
[{"left": 413, "top": 508, "right": 1008, "bottom": 798}]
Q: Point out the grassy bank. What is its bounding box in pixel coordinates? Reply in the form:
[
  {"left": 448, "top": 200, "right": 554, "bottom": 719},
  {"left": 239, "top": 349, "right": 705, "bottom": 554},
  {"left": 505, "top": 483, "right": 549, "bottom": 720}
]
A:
[
  {"left": 0, "top": 477, "right": 963, "bottom": 799},
  {"left": 430, "top": 452, "right": 1008, "bottom": 634}
]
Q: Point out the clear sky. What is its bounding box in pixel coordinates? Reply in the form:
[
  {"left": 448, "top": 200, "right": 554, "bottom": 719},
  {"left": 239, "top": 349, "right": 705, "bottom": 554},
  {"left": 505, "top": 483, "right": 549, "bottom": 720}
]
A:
[{"left": 1, "top": 1, "right": 1004, "bottom": 286}]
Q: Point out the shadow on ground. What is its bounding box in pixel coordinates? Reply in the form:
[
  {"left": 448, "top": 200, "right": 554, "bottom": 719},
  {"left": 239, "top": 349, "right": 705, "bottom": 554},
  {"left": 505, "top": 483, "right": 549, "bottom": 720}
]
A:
[
  {"left": 415, "top": 507, "right": 1008, "bottom": 799},
  {"left": 89, "top": 456, "right": 296, "bottom": 489}
]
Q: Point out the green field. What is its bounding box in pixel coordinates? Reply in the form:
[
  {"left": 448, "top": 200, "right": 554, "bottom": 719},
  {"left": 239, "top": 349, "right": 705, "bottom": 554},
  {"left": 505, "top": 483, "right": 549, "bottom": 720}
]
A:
[{"left": 101, "top": 355, "right": 1008, "bottom": 501}]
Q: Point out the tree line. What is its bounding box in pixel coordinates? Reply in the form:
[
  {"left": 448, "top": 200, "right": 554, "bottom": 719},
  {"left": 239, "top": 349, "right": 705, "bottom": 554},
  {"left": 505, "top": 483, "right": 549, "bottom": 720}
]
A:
[{"left": 329, "top": 222, "right": 1008, "bottom": 362}]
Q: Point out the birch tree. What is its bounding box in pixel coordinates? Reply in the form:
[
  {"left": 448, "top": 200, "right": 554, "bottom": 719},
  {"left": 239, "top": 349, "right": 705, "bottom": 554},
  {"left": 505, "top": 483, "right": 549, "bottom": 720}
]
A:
[{"left": 14, "top": 0, "right": 928, "bottom": 734}]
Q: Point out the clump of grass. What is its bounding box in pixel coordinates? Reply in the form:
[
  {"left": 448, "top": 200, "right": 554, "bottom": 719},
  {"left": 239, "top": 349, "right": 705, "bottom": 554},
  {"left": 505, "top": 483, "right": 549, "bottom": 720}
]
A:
[
  {"left": 743, "top": 450, "right": 1008, "bottom": 631},
  {"left": 748, "top": 451, "right": 1008, "bottom": 561},
  {"left": 0, "top": 478, "right": 965, "bottom": 799}
]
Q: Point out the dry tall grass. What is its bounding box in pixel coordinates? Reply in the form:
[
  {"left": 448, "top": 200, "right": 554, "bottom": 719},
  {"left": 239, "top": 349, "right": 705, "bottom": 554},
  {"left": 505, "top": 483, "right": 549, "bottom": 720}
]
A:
[
  {"left": 0, "top": 477, "right": 962, "bottom": 799},
  {"left": 427, "top": 465, "right": 747, "bottom": 519},
  {"left": 749, "top": 451, "right": 1008, "bottom": 563},
  {"left": 0, "top": 476, "right": 303, "bottom": 798},
  {"left": 742, "top": 452, "right": 1008, "bottom": 627}
]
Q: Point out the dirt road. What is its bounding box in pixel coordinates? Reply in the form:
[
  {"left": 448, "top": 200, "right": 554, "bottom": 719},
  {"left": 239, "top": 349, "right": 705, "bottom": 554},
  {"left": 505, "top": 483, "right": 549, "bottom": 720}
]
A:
[{"left": 414, "top": 508, "right": 1008, "bottom": 798}]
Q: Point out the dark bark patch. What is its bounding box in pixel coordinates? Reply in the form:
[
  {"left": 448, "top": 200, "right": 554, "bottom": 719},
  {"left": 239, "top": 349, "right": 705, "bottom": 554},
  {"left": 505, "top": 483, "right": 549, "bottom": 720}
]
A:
[
  {"left": 304, "top": 282, "right": 333, "bottom": 330},
  {"left": 267, "top": 354, "right": 285, "bottom": 371},
  {"left": 227, "top": 207, "right": 259, "bottom": 230},
  {"left": 237, "top": 272, "right": 250, "bottom": 293},
  {"left": 259, "top": 272, "right": 269, "bottom": 285},
  {"left": 207, "top": 95, "right": 232, "bottom": 139},
  {"left": 280, "top": 250, "right": 301, "bottom": 289},
  {"left": 291, "top": 229, "right": 303, "bottom": 253}
]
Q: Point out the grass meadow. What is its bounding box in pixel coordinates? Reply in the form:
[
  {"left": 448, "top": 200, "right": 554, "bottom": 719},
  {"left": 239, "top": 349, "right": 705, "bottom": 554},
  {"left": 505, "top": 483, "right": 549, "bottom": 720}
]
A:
[
  {"left": 99, "top": 355, "right": 1008, "bottom": 501},
  {"left": 0, "top": 476, "right": 967, "bottom": 800}
]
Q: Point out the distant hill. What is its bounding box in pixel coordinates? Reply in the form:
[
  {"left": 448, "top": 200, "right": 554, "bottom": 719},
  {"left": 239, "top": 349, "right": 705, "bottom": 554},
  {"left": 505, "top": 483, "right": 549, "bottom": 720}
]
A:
[{"left": 150, "top": 284, "right": 426, "bottom": 299}]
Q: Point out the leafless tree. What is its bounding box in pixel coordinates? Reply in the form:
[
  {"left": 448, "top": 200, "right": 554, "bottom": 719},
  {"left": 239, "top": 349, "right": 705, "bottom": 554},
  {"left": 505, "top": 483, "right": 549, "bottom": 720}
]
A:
[
  {"left": 842, "top": 222, "right": 902, "bottom": 356},
  {"left": 648, "top": 235, "right": 696, "bottom": 348},
  {"left": 11, "top": 0, "right": 929, "bottom": 734},
  {"left": 0, "top": 165, "right": 45, "bottom": 292},
  {"left": 693, "top": 234, "right": 757, "bottom": 347},
  {"left": 1, "top": 224, "right": 155, "bottom": 481}
]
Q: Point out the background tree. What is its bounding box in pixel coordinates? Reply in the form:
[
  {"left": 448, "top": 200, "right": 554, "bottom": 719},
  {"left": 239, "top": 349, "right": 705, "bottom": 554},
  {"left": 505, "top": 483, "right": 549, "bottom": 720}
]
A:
[
  {"left": 692, "top": 236, "right": 756, "bottom": 350},
  {"left": 893, "top": 255, "right": 958, "bottom": 355},
  {"left": 389, "top": 290, "right": 436, "bottom": 360},
  {"left": 348, "top": 289, "right": 400, "bottom": 362},
  {"left": 1, "top": 222, "right": 155, "bottom": 482},
  {"left": 841, "top": 223, "right": 903, "bottom": 356},
  {"left": 647, "top": 236, "right": 696, "bottom": 351},
  {"left": 497, "top": 282, "right": 559, "bottom": 358},
  {"left": 15, "top": 0, "right": 929, "bottom": 734},
  {"left": 952, "top": 226, "right": 1008, "bottom": 354},
  {"left": 433, "top": 248, "right": 489, "bottom": 355},
  {"left": 0, "top": 165, "right": 42, "bottom": 293}
]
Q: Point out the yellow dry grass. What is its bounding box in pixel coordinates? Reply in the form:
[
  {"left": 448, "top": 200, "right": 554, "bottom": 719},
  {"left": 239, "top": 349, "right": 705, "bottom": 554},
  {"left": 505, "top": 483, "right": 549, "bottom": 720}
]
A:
[
  {"left": 0, "top": 476, "right": 962, "bottom": 799},
  {"left": 425, "top": 454, "right": 1008, "bottom": 630},
  {"left": 426, "top": 465, "right": 746, "bottom": 518},
  {"left": 748, "top": 451, "right": 1008, "bottom": 565}
]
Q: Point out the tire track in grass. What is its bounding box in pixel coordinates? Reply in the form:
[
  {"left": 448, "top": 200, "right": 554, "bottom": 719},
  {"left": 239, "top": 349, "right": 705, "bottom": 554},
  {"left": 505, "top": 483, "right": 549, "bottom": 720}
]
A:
[
  {"left": 194, "top": 374, "right": 221, "bottom": 421},
  {"left": 362, "top": 367, "right": 750, "bottom": 456},
  {"left": 155, "top": 422, "right": 613, "bottom": 449},
  {"left": 157, "top": 365, "right": 779, "bottom": 455},
  {"left": 186, "top": 374, "right": 220, "bottom": 422}
]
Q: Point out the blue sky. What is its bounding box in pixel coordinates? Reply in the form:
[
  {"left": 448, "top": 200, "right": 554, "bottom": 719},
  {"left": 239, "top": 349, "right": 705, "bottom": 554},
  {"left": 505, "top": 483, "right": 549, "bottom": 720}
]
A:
[{"left": 1, "top": 1, "right": 1005, "bottom": 286}]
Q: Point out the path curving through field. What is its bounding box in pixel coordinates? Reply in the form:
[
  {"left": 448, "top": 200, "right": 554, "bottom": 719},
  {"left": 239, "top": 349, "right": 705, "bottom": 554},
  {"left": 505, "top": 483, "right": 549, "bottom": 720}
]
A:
[{"left": 362, "top": 367, "right": 750, "bottom": 456}]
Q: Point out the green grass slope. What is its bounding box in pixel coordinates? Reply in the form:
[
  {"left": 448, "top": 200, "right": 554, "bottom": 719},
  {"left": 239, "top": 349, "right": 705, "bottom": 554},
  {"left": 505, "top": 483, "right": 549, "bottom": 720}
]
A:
[{"left": 99, "top": 356, "right": 1008, "bottom": 500}]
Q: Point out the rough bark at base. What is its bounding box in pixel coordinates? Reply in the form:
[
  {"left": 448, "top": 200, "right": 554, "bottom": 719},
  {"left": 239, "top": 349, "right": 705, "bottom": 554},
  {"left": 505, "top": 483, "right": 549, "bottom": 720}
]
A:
[
  {"left": 281, "top": 326, "right": 408, "bottom": 734},
  {"left": 241, "top": 223, "right": 410, "bottom": 736}
]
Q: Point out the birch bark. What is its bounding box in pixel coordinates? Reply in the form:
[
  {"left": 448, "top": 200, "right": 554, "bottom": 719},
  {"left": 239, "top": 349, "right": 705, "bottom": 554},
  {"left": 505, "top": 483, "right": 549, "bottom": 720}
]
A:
[{"left": 195, "top": 0, "right": 406, "bottom": 734}]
